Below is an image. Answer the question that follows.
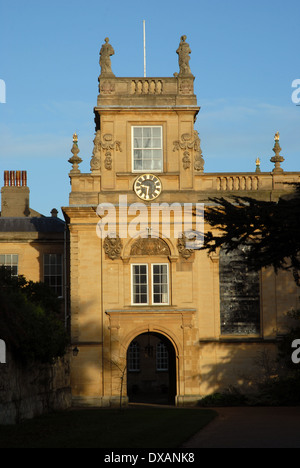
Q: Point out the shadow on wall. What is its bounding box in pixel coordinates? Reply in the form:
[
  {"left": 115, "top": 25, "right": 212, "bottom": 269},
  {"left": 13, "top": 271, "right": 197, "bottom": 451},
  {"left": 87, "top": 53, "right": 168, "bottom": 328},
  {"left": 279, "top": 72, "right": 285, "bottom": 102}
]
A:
[
  {"left": 70, "top": 316, "right": 178, "bottom": 406},
  {"left": 195, "top": 340, "right": 279, "bottom": 401}
]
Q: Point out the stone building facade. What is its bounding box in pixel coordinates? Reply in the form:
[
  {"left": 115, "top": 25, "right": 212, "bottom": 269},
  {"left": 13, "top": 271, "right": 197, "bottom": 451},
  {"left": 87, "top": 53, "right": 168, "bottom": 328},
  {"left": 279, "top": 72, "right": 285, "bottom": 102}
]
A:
[
  {"left": 0, "top": 171, "right": 66, "bottom": 296},
  {"left": 62, "top": 37, "right": 300, "bottom": 406}
]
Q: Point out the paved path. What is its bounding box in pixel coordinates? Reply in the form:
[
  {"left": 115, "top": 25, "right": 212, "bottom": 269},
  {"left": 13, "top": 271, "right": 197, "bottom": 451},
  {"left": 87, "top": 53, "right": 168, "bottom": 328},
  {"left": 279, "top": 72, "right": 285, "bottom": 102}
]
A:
[{"left": 181, "top": 407, "right": 300, "bottom": 448}]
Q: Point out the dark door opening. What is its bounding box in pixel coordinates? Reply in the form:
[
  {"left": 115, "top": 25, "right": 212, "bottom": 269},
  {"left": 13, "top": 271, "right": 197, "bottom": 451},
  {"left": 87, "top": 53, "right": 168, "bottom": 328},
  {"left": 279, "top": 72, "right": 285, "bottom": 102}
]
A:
[{"left": 127, "top": 332, "right": 176, "bottom": 405}]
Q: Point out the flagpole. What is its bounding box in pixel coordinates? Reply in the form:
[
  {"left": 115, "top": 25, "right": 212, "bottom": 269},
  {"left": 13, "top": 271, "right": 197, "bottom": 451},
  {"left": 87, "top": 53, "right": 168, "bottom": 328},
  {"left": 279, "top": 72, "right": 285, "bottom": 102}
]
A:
[{"left": 143, "top": 20, "right": 146, "bottom": 77}]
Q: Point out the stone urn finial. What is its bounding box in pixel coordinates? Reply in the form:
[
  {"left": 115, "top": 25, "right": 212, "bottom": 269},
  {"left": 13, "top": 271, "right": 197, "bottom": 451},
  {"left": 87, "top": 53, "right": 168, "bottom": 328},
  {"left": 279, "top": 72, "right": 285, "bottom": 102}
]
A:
[
  {"left": 68, "top": 133, "right": 82, "bottom": 173},
  {"left": 255, "top": 157, "right": 261, "bottom": 173},
  {"left": 270, "top": 132, "right": 285, "bottom": 173}
]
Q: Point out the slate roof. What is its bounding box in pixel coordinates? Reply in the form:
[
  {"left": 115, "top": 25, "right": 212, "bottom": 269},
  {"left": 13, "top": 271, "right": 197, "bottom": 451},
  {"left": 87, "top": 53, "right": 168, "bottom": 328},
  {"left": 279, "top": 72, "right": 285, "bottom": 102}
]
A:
[{"left": 0, "top": 217, "right": 65, "bottom": 233}]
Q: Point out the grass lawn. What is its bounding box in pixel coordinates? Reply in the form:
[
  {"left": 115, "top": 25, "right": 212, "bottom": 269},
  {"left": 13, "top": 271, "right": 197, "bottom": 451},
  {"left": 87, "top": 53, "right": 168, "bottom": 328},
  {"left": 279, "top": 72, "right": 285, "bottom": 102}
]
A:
[{"left": 0, "top": 406, "right": 217, "bottom": 448}]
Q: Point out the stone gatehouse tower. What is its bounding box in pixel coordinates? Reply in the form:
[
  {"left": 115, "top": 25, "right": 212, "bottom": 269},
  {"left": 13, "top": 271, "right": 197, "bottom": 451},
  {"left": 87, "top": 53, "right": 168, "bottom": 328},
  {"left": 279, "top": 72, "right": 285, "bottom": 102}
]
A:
[{"left": 62, "top": 37, "right": 300, "bottom": 407}]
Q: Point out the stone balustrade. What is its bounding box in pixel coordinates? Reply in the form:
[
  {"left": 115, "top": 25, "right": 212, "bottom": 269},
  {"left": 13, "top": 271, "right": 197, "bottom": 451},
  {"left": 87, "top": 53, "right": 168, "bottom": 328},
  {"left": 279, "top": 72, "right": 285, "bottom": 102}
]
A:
[
  {"left": 130, "top": 79, "right": 163, "bottom": 95},
  {"left": 216, "top": 175, "right": 260, "bottom": 192}
]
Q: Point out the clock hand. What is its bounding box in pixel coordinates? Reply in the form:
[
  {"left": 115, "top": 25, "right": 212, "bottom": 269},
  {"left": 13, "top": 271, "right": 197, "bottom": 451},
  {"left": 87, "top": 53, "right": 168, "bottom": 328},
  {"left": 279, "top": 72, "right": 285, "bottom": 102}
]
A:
[{"left": 141, "top": 184, "right": 150, "bottom": 197}]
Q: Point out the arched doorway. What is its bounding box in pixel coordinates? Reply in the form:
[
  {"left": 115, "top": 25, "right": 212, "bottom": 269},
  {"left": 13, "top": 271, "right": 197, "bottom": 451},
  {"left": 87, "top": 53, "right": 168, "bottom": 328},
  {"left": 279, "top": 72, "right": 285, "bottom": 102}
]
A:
[{"left": 127, "top": 332, "right": 176, "bottom": 405}]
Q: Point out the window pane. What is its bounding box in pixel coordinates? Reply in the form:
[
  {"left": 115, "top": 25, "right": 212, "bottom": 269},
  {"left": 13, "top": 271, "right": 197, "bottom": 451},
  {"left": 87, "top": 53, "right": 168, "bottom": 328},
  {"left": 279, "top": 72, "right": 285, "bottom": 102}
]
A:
[
  {"left": 143, "top": 149, "right": 152, "bottom": 159},
  {"left": 132, "top": 265, "right": 148, "bottom": 304},
  {"left": 152, "top": 264, "right": 169, "bottom": 304},
  {"left": 44, "top": 254, "right": 63, "bottom": 297},
  {"left": 134, "top": 160, "right": 143, "bottom": 171},
  {"left": 152, "top": 127, "right": 161, "bottom": 137},
  {"left": 134, "top": 137, "right": 142, "bottom": 148},
  {"left": 144, "top": 137, "right": 151, "bottom": 148},
  {"left": 12, "top": 255, "right": 18, "bottom": 264},
  {"left": 156, "top": 342, "right": 168, "bottom": 371},
  {"left": 219, "top": 246, "right": 260, "bottom": 335},
  {"left": 143, "top": 127, "right": 151, "bottom": 137},
  {"left": 128, "top": 341, "right": 140, "bottom": 371},
  {"left": 0, "top": 254, "right": 18, "bottom": 276},
  {"left": 152, "top": 138, "right": 161, "bottom": 148},
  {"left": 134, "top": 127, "right": 142, "bottom": 137},
  {"left": 153, "top": 159, "right": 162, "bottom": 171}
]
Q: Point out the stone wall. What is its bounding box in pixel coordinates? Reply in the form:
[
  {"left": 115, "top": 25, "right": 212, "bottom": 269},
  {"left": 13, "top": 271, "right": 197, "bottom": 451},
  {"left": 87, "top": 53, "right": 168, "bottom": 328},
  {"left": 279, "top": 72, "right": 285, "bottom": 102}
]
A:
[{"left": 0, "top": 351, "right": 71, "bottom": 424}]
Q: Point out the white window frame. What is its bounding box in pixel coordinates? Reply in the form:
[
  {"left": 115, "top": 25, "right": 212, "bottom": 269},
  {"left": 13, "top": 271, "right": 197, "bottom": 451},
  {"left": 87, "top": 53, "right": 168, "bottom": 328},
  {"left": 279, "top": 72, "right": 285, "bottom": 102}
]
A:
[
  {"left": 131, "top": 263, "right": 170, "bottom": 306},
  {"left": 131, "top": 264, "right": 149, "bottom": 305},
  {"left": 43, "top": 253, "right": 63, "bottom": 298},
  {"left": 151, "top": 263, "right": 169, "bottom": 306},
  {"left": 132, "top": 125, "right": 163, "bottom": 173},
  {"left": 0, "top": 254, "right": 18, "bottom": 276}
]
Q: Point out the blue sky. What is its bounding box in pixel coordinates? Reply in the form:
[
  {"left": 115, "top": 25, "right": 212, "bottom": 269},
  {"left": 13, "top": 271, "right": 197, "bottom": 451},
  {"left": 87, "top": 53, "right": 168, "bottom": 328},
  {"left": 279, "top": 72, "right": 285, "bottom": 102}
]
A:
[{"left": 0, "top": 0, "right": 299, "bottom": 217}]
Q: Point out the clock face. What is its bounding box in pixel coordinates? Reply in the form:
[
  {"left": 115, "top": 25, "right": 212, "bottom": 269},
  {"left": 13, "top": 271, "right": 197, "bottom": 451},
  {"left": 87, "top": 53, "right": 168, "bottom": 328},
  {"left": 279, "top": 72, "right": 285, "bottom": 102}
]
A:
[{"left": 134, "top": 174, "right": 162, "bottom": 201}]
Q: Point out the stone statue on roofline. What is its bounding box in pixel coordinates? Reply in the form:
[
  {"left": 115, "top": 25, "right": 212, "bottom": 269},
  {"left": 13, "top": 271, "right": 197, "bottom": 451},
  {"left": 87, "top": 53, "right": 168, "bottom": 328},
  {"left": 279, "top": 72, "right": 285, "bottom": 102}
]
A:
[
  {"left": 99, "top": 37, "right": 115, "bottom": 77},
  {"left": 176, "top": 35, "right": 193, "bottom": 76}
]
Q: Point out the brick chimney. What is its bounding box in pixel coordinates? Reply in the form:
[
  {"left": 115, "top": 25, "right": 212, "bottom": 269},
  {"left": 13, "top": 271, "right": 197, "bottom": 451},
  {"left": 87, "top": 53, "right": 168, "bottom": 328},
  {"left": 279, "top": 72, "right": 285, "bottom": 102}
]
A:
[{"left": 1, "top": 171, "right": 30, "bottom": 217}]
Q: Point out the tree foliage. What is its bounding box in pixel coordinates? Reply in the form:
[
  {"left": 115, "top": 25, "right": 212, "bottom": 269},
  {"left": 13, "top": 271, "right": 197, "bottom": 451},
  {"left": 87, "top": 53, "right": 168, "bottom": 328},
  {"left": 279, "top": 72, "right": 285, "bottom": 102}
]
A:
[
  {"left": 0, "top": 267, "right": 69, "bottom": 364},
  {"left": 202, "top": 183, "right": 300, "bottom": 285}
]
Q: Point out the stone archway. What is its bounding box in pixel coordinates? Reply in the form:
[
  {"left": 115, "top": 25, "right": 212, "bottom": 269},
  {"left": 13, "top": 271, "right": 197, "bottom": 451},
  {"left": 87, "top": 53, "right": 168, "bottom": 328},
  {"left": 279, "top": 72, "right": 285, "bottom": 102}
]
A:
[{"left": 127, "top": 332, "right": 177, "bottom": 405}]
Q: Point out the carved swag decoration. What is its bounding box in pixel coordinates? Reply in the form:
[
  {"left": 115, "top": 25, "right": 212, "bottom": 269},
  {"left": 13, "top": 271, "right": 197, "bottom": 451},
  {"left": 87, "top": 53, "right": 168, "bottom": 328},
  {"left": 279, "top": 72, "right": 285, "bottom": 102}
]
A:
[
  {"left": 90, "top": 131, "right": 122, "bottom": 172},
  {"left": 173, "top": 131, "right": 204, "bottom": 172},
  {"left": 103, "top": 234, "right": 123, "bottom": 260}
]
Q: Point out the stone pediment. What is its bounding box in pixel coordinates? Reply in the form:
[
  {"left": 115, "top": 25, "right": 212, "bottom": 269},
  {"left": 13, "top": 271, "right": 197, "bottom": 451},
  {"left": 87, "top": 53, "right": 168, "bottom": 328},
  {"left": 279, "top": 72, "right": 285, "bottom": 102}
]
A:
[{"left": 130, "top": 237, "right": 171, "bottom": 256}]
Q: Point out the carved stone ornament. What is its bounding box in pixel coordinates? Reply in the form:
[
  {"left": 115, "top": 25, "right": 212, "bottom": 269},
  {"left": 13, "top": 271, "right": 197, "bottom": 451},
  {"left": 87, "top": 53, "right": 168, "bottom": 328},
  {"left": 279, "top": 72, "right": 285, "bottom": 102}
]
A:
[
  {"left": 173, "top": 131, "right": 204, "bottom": 171},
  {"left": 193, "top": 131, "right": 205, "bottom": 172},
  {"left": 177, "top": 235, "right": 195, "bottom": 260},
  {"left": 100, "top": 81, "right": 116, "bottom": 95},
  {"left": 103, "top": 133, "right": 122, "bottom": 171},
  {"left": 103, "top": 234, "right": 123, "bottom": 260},
  {"left": 179, "top": 79, "right": 194, "bottom": 95},
  {"left": 130, "top": 237, "right": 171, "bottom": 256},
  {"left": 90, "top": 131, "right": 122, "bottom": 172},
  {"left": 90, "top": 130, "right": 101, "bottom": 172}
]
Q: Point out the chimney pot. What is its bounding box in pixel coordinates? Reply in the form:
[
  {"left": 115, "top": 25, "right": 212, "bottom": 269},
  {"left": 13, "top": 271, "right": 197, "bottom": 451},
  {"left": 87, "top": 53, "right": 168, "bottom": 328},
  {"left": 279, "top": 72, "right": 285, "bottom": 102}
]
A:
[
  {"left": 22, "top": 171, "right": 27, "bottom": 187},
  {"left": 10, "top": 171, "right": 15, "bottom": 187},
  {"left": 4, "top": 171, "right": 9, "bottom": 186}
]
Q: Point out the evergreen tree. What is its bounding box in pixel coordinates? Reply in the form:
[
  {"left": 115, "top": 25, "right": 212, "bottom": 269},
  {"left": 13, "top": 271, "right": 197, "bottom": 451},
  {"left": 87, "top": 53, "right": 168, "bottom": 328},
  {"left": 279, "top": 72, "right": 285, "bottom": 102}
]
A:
[
  {"left": 202, "top": 183, "right": 300, "bottom": 285},
  {"left": 0, "top": 267, "right": 69, "bottom": 364}
]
